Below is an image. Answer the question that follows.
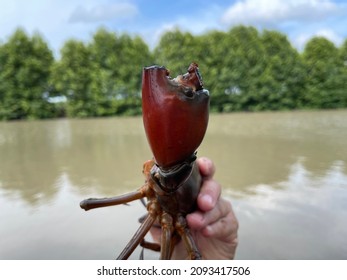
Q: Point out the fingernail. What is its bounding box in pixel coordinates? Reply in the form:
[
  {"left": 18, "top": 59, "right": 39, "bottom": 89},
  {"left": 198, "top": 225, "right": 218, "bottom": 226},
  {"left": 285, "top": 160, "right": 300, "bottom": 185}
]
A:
[{"left": 201, "top": 194, "right": 213, "bottom": 207}]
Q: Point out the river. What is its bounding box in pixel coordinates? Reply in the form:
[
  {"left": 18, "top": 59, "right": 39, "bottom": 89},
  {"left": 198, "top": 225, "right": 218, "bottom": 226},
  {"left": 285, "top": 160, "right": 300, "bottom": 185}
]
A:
[{"left": 0, "top": 110, "right": 346, "bottom": 259}]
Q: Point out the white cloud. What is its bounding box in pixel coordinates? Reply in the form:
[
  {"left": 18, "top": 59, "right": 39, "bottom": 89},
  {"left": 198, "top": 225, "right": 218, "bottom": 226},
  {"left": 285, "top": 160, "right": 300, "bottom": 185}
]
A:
[
  {"left": 293, "top": 28, "right": 344, "bottom": 50},
  {"left": 220, "top": 0, "right": 347, "bottom": 51},
  {"left": 69, "top": 3, "right": 138, "bottom": 23},
  {"left": 148, "top": 5, "right": 223, "bottom": 50},
  {"left": 1, "top": 0, "right": 346, "bottom": 56},
  {"left": 149, "top": 20, "right": 198, "bottom": 49},
  {"left": 0, "top": 0, "right": 139, "bottom": 56},
  {"left": 315, "top": 28, "right": 344, "bottom": 45},
  {"left": 221, "top": 0, "right": 340, "bottom": 26}
]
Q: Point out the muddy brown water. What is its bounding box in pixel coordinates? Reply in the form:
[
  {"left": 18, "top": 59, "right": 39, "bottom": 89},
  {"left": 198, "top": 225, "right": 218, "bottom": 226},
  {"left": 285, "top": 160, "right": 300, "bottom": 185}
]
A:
[{"left": 1, "top": 110, "right": 346, "bottom": 259}]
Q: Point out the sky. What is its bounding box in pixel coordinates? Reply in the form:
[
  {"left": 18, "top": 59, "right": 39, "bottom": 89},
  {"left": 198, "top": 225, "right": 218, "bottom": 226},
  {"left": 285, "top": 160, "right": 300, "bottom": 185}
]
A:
[{"left": 0, "top": 0, "right": 347, "bottom": 56}]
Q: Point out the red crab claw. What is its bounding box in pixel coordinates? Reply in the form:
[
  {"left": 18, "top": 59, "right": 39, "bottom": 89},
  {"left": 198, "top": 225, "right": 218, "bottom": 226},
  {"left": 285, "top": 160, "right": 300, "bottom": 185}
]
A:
[{"left": 142, "top": 63, "right": 210, "bottom": 169}]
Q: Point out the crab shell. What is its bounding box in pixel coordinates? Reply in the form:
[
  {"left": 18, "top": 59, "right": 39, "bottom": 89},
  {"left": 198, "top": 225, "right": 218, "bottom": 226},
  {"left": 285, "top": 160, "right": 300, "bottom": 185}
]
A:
[{"left": 142, "top": 64, "right": 210, "bottom": 169}]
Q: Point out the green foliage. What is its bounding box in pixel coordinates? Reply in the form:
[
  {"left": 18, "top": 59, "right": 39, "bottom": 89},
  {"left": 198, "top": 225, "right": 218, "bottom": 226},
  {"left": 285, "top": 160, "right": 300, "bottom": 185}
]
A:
[
  {"left": 260, "top": 30, "right": 306, "bottom": 110},
  {"left": 1, "top": 26, "right": 347, "bottom": 121},
  {"left": 88, "top": 29, "right": 152, "bottom": 116},
  {"left": 302, "top": 37, "right": 346, "bottom": 108},
  {"left": 50, "top": 39, "right": 93, "bottom": 117},
  {"left": 154, "top": 29, "right": 201, "bottom": 75},
  {"left": 221, "top": 26, "right": 267, "bottom": 111},
  {"left": 48, "top": 28, "right": 152, "bottom": 118},
  {"left": 0, "top": 28, "right": 54, "bottom": 120}
]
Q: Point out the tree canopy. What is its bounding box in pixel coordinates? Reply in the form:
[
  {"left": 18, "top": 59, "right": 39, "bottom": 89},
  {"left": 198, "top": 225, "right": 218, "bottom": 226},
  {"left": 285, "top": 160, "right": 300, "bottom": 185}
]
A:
[
  {"left": 0, "top": 26, "right": 346, "bottom": 120},
  {"left": 0, "top": 28, "right": 54, "bottom": 119}
]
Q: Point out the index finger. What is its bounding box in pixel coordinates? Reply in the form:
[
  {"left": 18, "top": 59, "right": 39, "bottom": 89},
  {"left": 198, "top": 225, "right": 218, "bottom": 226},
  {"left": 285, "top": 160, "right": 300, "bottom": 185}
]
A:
[{"left": 197, "top": 157, "right": 216, "bottom": 179}]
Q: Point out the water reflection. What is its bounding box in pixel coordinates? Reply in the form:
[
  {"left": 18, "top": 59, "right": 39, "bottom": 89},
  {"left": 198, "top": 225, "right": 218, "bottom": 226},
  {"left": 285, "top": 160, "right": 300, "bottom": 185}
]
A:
[
  {"left": 0, "top": 117, "right": 151, "bottom": 207},
  {"left": 233, "top": 158, "right": 347, "bottom": 259},
  {"left": 0, "top": 121, "right": 63, "bottom": 206},
  {"left": 0, "top": 110, "right": 347, "bottom": 259},
  {"left": 202, "top": 111, "right": 347, "bottom": 191}
]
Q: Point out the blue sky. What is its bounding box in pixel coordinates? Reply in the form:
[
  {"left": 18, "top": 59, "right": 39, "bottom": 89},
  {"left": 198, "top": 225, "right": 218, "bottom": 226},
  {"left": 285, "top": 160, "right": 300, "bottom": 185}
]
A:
[{"left": 1, "top": 0, "right": 347, "bottom": 55}]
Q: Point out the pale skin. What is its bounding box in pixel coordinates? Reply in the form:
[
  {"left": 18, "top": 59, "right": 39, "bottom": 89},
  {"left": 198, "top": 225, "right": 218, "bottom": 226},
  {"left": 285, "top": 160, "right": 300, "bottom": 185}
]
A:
[{"left": 150, "top": 157, "right": 239, "bottom": 259}]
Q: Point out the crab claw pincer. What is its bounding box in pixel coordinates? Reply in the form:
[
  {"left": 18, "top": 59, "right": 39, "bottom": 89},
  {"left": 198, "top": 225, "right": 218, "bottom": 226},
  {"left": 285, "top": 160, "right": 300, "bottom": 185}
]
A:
[{"left": 142, "top": 63, "right": 210, "bottom": 168}]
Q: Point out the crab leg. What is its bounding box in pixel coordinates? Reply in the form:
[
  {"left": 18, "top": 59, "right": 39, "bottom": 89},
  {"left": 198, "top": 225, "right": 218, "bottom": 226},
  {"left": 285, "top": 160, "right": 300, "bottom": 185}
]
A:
[
  {"left": 80, "top": 190, "right": 145, "bottom": 211},
  {"left": 117, "top": 201, "right": 158, "bottom": 260},
  {"left": 159, "top": 212, "right": 174, "bottom": 259},
  {"left": 175, "top": 215, "right": 202, "bottom": 260},
  {"left": 140, "top": 239, "right": 161, "bottom": 252}
]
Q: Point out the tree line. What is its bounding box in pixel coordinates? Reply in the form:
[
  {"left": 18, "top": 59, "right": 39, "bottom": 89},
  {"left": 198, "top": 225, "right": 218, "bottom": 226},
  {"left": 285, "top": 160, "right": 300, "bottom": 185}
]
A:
[{"left": 0, "top": 26, "right": 346, "bottom": 120}]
